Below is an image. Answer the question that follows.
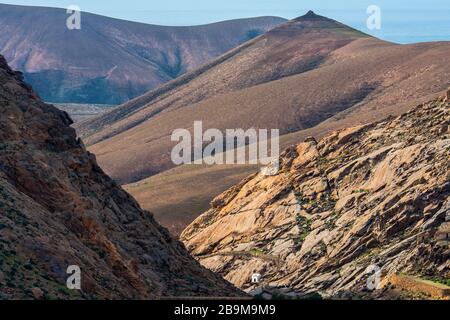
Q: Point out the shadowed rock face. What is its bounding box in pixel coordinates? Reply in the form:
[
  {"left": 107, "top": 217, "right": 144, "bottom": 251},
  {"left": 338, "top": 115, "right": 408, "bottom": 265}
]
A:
[
  {"left": 181, "top": 93, "right": 450, "bottom": 298},
  {"left": 0, "top": 3, "right": 285, "bottom": 104},
  {"left": 0, "top": 55, "right": 241, "bottom": 299}
]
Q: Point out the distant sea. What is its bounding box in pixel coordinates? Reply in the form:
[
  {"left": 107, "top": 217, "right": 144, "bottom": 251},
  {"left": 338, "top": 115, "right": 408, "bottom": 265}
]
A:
[{"left": 325, "top": 9, "right": 450, "bottom": 44}]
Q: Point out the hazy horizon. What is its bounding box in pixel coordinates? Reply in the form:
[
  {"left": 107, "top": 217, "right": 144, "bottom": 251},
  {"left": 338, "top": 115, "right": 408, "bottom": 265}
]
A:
[{"left": 1, "top": 0, "right": 450, "bottom": 44}]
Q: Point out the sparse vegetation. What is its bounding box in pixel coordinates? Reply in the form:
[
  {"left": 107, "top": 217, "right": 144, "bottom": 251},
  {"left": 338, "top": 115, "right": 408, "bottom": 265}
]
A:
[
  {"left": 423, "top": 276, "right": 450, "bottom": 287},
  {"left": 249, "top": 248, "right": 266, "bottom": 256},
  {"left": 325, "top": 211, "right": 339, "bottom": 229},
  {"left": 295, "top": 215, "right": 312, "bottom": 246},
  {"left": 353, "top": 189, "right": 370, "bottom": 194}
]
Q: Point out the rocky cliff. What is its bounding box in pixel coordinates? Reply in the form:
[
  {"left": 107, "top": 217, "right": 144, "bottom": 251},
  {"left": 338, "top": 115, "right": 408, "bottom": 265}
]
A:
[
  {"left": 182, "top": 92, "right": 450, "bottom": 298},
  {"left": 0, "top": 55, "right": 240, "bottom": 299}
]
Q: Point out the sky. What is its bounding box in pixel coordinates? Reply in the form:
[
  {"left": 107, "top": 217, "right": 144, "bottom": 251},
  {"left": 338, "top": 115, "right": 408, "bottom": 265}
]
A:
[{"left": 2, "top": 0, "right": 450, "bottom": 43}]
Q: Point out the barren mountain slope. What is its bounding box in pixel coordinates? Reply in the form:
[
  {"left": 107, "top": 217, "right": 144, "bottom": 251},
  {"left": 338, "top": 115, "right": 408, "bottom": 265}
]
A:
[
  {"left": 77, "top": 11, "right": 367, "bottom": 144},
  {"left": 0, "top": 56, "right": 240, "bottom": 299},
  {"left": 181, "top": 92, "right": 450, "bottom": 297},
  {"left": 124, "top": 165, "right": 254, "bottom": 235},
  {"left": 0, "top": 3, "right": 284, "bottom": 104},
  {"left": 78, "top": 12, "right": 450, "bottom": 185},
  {"left": 124, "top": 87, "right": 446, "bottom": 236}
]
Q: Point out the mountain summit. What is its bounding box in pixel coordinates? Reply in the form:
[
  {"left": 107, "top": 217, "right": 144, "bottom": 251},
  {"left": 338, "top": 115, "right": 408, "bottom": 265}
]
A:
[
  {"left": 76, "top": 12, "right": 450, "bottom": 235},
  {"left": 303, "top": 10, "right": 319, "bottom": 17},
  {"left": 76, "top": 11, "right": 371, "bottom": 181},
  {"left": 296, "top": 10, "right": 330, "bottom": 20}
]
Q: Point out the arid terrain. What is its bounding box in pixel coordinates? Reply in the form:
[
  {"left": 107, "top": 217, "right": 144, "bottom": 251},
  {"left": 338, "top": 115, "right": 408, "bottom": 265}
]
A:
[
  {"left": 124, "top": 164, "right": 255, "bottom": 235},
  {"left": 182, "top": 92, "right": 450, "bottom": 298},
  {"left": 0, "top": 55, "right": 240, "bottom": 299},
  {"left": 55, "top": 103, "right": 114, "bottom": 122},
  {"left": 77, "top": 11, "right": 450, "bottom": 234},
  {"left": 78, "top": 12, "right": 450, "bottom": 183},
  {"left": 124, "top": 82, "right": 446, "bottom": 236},
  {"left": 1, "top": 4, "right": 448, "bottom": 301},
  {"left": 0, "top": 3, "right": 284, "bottom": 104}
]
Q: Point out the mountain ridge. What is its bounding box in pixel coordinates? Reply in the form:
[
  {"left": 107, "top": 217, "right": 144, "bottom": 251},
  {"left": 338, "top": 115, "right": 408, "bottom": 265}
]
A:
[
  {"left": 75, "top": 14, "right": 450, "bottom": 176},
  {"left": 76, "top": 12, "right": 380, "bottom": 182},
  {"left": 0, "top": 3, "right": 285, "bottom": 104},
  {"left": 75, "top": 12, "right": 450, "bottom": 235}
]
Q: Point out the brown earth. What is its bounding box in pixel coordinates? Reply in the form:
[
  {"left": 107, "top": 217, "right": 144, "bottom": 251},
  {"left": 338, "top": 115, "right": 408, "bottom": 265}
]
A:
[
  {"left": 75, "top": 12, "right": 450, "bottom": 234},
  {"left": 77, "top": 11, "right": 450, "bottom": 186},
  {"left": 124, "top": 164, "right": 255, "bottom": 236},
  {"left": 0, "top": 55, "right": 241, "bottom": 299},
  {"left": 124, "top": 85, "right": 446, "bottom": 236},
  {"left": 387, "top": 275, "right": 450, "bottom": 299},
  {"left": 181, "top": 93, "right": 450, "bottom": 298}
]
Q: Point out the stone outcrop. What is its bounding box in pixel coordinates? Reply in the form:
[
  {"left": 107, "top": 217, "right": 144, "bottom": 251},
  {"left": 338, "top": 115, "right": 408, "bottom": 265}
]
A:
[
  {"left": 0, "top": 55, "right": 240, "bottom": 299},
  {"left": 182, "top": 93, "right": 450, "bottom": 298}
]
